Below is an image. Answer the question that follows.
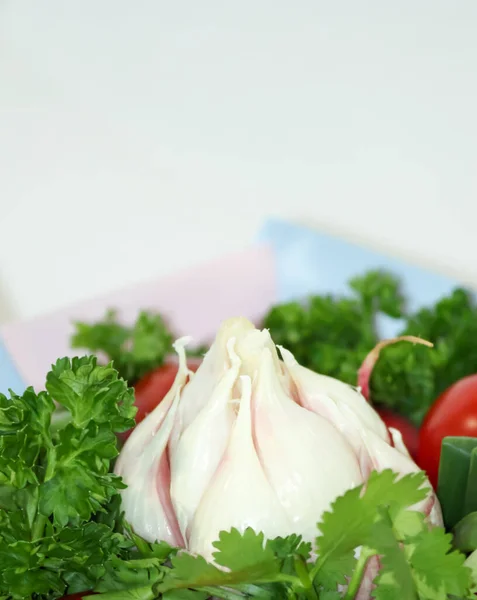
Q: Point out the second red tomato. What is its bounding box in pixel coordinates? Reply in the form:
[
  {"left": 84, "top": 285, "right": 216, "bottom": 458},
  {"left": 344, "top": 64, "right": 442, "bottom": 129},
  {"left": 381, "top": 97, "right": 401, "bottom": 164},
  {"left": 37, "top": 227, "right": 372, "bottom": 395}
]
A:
[{"left": 418, "top": 374, "right": 477, "bottom": 489}]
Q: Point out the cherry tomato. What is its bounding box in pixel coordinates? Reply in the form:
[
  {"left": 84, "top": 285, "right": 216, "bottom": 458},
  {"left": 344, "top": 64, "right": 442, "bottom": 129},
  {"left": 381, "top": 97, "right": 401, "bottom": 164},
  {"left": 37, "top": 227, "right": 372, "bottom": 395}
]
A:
[
  {"left": 61, "top": 594, "right": 94, "bottom": 599},
  {"left": 376, "top": 407, "right": 419, "bottom": 459},
  {"left": 120, "top": 359, "right": 201, "bottom": 441},
  {"left": 418, "top": 374, "right": 477, "bottom": 489}
]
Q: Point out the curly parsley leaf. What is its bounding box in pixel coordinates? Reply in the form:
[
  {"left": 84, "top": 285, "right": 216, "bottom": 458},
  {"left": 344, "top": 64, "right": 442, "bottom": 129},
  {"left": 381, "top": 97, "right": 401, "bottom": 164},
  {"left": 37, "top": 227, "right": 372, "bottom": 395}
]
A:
[
  {"left": 263, "top": 270, "right": 404, "bottom": 388},
  {"left": 46, "top": 356, "right": 136, "bottom": 431},
  {"left": 71, "top": 310, "right": 174, "bottom": 385},
  {"left": 264, "top": 270, "right": 477, "bottom": 426},
  {"left": 0, "top": 357, "right": 155, "bottom": 600},
  {"left": 371, "top": 287, "right": 477, "bottom": 425}
]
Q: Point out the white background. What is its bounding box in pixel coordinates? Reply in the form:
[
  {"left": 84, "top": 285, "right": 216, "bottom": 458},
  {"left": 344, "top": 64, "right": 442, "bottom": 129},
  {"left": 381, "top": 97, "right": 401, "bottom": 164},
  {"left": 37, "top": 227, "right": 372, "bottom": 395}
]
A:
[{"left": 1, "top": 1, "right": 476, "bottom": 325}]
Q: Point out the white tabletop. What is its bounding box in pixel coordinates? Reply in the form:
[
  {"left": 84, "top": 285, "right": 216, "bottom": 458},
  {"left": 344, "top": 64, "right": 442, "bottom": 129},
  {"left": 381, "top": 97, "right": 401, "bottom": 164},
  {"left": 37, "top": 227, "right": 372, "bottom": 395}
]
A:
[{"left": 1, "top": 0, "right": 476, "bottom": 324}]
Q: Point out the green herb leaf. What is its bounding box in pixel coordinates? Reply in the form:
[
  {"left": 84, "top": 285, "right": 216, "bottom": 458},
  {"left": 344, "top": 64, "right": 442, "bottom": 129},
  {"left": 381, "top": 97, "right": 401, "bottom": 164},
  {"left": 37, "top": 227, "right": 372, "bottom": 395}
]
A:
[
  {"left": 314, "top": 470, "right": 427, "bottom": 588},
  {"left": 46, "top": 356, "right": 136, "bottom": 432},
  {"left": 263, "top": 270, "right": 404, "bottom": 389},
  {"left": 369, "top": 512, "right": 417, "bottom": 600},
  {"left": 71, "top": 310, "right": 174, "bottom": 385},
  {"left": 264, "top": 270, "right": 477, "bottom": 426},
  {"left": 410, "top": 526, "right": 471, "bottom": 599},
  {"left": 0, "top": 357, "right": 145, "bottom": 599},
  {"left": 371, "top": 287, "right": 477, "bottom": 425},
  {"left": 213, "top": 528, "right": 279, "bottom": 574}
]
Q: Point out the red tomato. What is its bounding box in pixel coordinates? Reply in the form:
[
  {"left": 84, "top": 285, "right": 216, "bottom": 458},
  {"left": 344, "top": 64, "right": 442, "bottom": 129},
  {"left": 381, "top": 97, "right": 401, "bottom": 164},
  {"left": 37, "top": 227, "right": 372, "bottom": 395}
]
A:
[
  {"left": 120, "top": 359, "right": 201, "bottom": 441},
  {"left": 61, "top": 594, "right": 95, "bottom": 599},
  {"left": 376, "top": 407, "right": 419, "bottom": 459},
  {"left": 418, "top": 374, "right": 477, "bottom": 488}
]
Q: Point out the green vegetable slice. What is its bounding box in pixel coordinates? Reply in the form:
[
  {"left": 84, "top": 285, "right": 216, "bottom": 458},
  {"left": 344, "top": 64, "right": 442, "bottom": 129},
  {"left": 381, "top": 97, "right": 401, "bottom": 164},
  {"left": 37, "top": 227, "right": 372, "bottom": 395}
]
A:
[{"left": 438, "top": 436, "right": 477, "bottom": 530}]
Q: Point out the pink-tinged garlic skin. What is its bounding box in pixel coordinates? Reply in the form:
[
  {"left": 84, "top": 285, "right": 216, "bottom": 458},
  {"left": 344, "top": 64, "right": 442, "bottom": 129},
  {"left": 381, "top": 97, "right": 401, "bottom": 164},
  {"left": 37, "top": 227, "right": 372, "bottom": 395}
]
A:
[
  {"left": 114, "top": 339, "right": 190, "bottom": 547},
  {"left": 116, "top": 316, "right": 443, "bottom": 592},
  {"left": 170, "top": 338, "right": 240, "bottom": 543},
  {"left": 116, "top": 387, "right": 184, "bottom": 546},
  {"left": 279, "top": 346, "right": 389, "bottom": 444},
  {"left": 280, "top": 345, "right": 442, "bottom": 528},
  {"left": 253, "top": 348, "right": 363, "bottom": 541},
  {"left": 357, "top": 336, "right": 433, "bottom": 400}
]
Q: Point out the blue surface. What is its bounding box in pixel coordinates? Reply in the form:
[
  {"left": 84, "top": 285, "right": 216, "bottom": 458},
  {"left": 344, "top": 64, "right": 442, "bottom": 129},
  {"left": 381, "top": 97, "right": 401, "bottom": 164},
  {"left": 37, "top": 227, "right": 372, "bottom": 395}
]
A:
[
  {"left": 0, "top": 336, "right": 25, "bottom": 396},
  {"left": 258, "top": 218, "right": 460, "bottom": 338}
]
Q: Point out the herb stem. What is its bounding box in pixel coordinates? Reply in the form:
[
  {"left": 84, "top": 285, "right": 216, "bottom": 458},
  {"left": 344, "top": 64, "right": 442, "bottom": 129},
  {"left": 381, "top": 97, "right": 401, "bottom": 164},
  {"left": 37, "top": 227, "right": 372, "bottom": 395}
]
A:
[
  {"left": 343, "top": 547, "right": 373, "bottom": 600},
  {"left": 294, "top": 555, "right": 319, "bottom": 600},
  {"left": 31, "top": 513, "right": 47, "bottom": 541},
  {"left": 134, "top": 534, "right": 153, "bottom": 556}
]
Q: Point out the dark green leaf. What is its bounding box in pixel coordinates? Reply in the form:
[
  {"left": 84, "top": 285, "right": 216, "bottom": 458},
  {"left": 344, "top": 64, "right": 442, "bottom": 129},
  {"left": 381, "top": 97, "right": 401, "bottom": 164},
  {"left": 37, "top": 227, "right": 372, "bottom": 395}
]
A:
[
  {"left": 453, "top": 512, "right": 477, "bottom": 553},
  {"left": 46, "top": 356, "right": 136, "bottom": 432}
]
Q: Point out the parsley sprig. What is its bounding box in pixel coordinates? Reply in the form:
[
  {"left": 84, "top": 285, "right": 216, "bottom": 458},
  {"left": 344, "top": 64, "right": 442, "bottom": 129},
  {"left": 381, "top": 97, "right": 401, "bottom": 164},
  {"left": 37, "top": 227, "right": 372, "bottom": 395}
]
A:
[
  {"left": 71, "top": 310, "right": 207, "bottom": 386},
  {"left": 71, "top": 310, "right": 174, "bottom": 386},
  {"left": 264, "top": 271, "right": 477, "bottom": 426},
  {"left": 0, "top": 357, "right": 141, "bottom": 598}
]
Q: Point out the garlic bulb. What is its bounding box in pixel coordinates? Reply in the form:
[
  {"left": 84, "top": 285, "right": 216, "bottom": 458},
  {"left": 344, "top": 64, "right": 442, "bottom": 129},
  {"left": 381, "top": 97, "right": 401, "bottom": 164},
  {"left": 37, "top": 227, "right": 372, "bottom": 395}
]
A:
[{"left": 116, "top": 317, "right": 442, "bottom": 561}]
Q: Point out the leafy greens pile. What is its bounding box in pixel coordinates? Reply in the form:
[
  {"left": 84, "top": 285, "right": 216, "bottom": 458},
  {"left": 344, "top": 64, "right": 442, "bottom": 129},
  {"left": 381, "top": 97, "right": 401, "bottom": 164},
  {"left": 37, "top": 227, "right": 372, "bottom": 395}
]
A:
[
  {"left": 264, "top": 271, "right": 477, "bottom": 426},
  {"left": 0, "top": 358, "right": 475, "bottom": 599}
]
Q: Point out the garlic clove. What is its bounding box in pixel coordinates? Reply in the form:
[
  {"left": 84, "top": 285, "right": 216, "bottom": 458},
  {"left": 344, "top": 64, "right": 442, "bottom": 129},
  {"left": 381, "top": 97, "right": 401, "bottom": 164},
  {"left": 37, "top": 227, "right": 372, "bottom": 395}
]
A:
[
  {"left": 187, "top": 375, "right": 291, "bottom": 561},
  {"left": 116, "top": 386, "right": 184, "bottom": 546},
  {"left": 170, "top": 317, "right": 255, "bottom": 455},
  {"left": 253, "top": 348, "right": 363, "bottom": 542},
  {"left": 388, "top": 427, "right": 412, "bottom": 458},
  {"left": 170, "top": 338, "right": 240, "bottom": 543},
  {"left": 358, "top": 426, "right": 443, "bottom": 526},
  {"left": 280, "top": 346, "right": 389, "bottom": 442},
  {"left": 235, "top": 328, "right": 283, "bottom": 380},
  {"left": 114, "top": 338, "right": 190, "bottom": 546}
]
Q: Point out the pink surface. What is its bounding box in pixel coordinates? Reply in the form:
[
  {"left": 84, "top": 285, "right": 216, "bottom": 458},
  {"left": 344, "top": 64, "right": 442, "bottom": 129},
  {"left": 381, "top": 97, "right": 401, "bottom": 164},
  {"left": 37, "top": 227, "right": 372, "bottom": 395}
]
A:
[{"left": 1, "top": 245, "right": 277, "bottom": 391}]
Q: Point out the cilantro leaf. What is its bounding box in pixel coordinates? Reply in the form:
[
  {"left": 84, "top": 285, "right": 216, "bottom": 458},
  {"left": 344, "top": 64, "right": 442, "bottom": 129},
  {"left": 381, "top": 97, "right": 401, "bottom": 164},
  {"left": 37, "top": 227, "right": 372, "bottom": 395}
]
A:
[
  {"left": 314, "top": 470, "right": 428, "bottom": 589},
  {"left": 368, "top": 513, "right": 417, "bottom": 600},
  {"left": 165, "top": 553, "right": 227, "bottom": 587},
  {"left": 71, "top": 310, "right": 173, "bottom": 385},
  {"left": 212, "top": 528, "right": 279, "bottom": 575},
  {"left": 409, "top": 527, "right": 471, "bottom": 598},
  {"left": 158, "top": 529, "right": 283, "bottom": 594}
]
